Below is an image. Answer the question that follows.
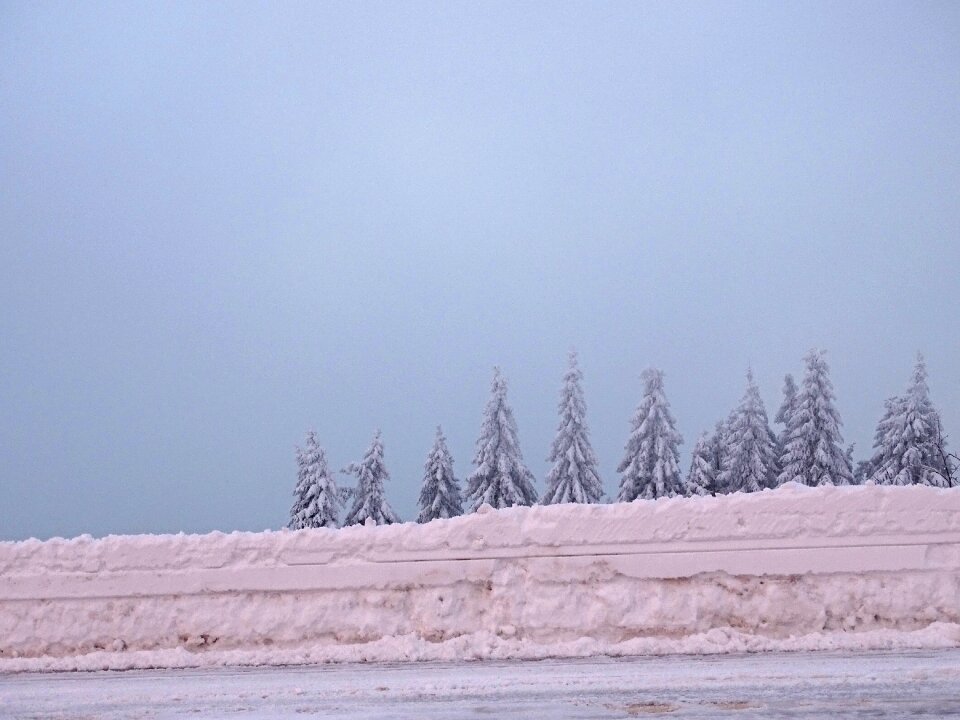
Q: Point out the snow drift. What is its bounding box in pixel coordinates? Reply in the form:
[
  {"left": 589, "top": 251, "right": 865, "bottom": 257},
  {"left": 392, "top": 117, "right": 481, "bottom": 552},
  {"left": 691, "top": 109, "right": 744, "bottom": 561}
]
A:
[{"left": 2, "top": 483, "right": 960, "bottom": 672}]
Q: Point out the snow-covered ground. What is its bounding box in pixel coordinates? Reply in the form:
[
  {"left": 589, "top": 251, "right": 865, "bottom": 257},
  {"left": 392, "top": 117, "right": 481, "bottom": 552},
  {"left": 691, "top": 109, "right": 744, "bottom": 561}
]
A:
[
  {"left": 3, "top": 484, "right": 960, "bottom": 672},
  {"left": 3, "top": 650, "right": 960, "bottom": 718}
]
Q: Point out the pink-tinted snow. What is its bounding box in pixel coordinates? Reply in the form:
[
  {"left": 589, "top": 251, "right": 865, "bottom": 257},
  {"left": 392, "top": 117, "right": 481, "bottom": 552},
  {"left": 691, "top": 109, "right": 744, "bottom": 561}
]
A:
[{"left": 2, "top": 483, "right": 959, "bottom": 672}]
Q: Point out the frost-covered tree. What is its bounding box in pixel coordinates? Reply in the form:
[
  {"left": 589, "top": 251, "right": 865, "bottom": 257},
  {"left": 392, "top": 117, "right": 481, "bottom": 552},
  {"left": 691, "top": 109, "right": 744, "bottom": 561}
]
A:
[
  {"left": 685, "top": 432, "right": 715, "bottom": 496},
  {"left": 617, "top": 368, "right": 684, "bottom": 501},
  {"left": 867, "top": 355, "right": 953, "bottom": 487},
  {"left": 541, "top": 351, "right": 604, "bottom": 505},
  {"left": 859, "top": 395, "right": 906, "bottom": 482},
  {"left": 702, "top": 420, "right": 728, "bottom": 493},
  {"left": 711, "top": 416, "right": 739, "bottom": 494},
  {"left": 417, "top": 426, "right": 463, "bottom": 523},
  {"left": 718, "top": 369, "right": 779, "bottom": 493},
  {"left": 776, "top": 349, "right": 853, "bottom": 487},
  {"left": 774, "top": 373, "right": 798, "bottom": 452},
  {"left": 342, "top": 430, "right": 401, "bottom": 526},
  {"left": 710, "top": 420, "right": 730, "bottom": 489},
  {"left": 844, "top": 444, "right": 857, "bottom": 483},
  {"left": 289, "top": 431, "right": 341, "bottom": 529},
  {"left": 465, "top": 367, "right": 538, "bottom": 510}
]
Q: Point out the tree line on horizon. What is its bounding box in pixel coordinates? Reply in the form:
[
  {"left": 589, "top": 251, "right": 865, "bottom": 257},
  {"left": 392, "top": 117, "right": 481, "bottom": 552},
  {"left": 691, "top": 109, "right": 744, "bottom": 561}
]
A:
[{"left": 287, "top": 350, "right": 957, "bottom": 530}]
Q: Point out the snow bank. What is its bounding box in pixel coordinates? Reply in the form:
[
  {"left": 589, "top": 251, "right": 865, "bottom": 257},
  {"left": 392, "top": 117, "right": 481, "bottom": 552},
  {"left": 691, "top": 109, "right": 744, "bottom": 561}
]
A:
[{"left": 2, "top": 483, "right": 960, "bottom": 672}]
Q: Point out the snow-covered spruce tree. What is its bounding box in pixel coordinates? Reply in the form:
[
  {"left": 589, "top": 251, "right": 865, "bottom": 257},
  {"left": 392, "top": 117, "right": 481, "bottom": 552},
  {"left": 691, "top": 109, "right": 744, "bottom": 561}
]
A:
[
  {"left": 859, "top": 395, "right": 906, "bottom": 482},
  {"left": 617, "top": 368, "right": 684, "bottom": 501},
  {"left": 685, "top": 432, "right": 715, "bottom": 496},
  {"left": 541, "top": 351, "right": 604, "bottom": 505},
  {"left": 867, "top": 355, "right": 952, "bottom": 487},
  {"left": 289, "top": 431, "right": 341, "bottom": 529},
  {"left": 776, "top": 349, "right": 853, "bottom": 487},
  {"left": 774, "top": 373, "right": 798, "bottom": 452},
  {"left": 465, "top": 367, "right": 538, "bottom": 510},
  {"left": 342, "top": 430, "right": 401, "bottom": 526},
  {"left": 706, "top": 420, "right": 729, "bottom": 493},
  {"left": 417, "top": 426, "right": 463, "bottom": 523},
  {"left": 844, "top": 444, "right": 857, "bottom": 484},
  {"left": 718, "top": 369, "right": 779, "bottom": 493}
]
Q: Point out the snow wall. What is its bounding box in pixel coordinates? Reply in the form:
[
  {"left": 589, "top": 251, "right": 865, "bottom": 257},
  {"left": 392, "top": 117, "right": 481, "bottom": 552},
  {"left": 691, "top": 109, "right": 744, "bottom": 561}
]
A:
[{"left": 2, "top": 483, "right": 960, "bottom": 672}]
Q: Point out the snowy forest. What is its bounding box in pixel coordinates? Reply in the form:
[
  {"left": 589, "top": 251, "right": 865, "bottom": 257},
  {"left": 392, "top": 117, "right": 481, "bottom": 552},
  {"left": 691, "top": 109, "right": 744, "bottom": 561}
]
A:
[{"left": 288, "top": 350, "right": 958, "bottom": 530}]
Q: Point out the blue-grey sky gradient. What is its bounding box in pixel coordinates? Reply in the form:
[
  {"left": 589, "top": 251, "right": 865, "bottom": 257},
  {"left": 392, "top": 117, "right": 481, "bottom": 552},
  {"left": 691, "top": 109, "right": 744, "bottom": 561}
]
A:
[{"left": 2, "top": 1, "right": 958, "bottom": 540}]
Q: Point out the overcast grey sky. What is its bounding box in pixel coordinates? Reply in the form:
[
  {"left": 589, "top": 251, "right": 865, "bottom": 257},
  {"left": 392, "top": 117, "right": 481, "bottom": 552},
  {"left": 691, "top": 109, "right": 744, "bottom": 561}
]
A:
[{"left": 1, "top": 1, "right": 958, "bottom": 540}]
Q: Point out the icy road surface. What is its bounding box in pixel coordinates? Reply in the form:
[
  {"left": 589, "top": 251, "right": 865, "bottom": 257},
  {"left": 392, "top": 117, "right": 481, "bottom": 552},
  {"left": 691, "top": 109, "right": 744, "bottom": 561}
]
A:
[{"left": 3, "top": 650, "right": 960, "bottom": 719}]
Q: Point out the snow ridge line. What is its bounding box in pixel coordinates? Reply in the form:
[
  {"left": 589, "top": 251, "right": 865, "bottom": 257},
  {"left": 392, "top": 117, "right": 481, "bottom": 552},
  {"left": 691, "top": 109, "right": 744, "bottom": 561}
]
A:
[
  {"left": 354, "top": 533, "right": 960, "bottom": 562},
  {"left": 2, "top": 536, "right": 957, "bottom": 601}
]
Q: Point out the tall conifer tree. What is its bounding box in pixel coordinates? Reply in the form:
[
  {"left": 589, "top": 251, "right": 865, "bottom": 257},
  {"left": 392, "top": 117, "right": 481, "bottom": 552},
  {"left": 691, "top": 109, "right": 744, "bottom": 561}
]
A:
[
  {"left": 707, "top": 420, "right": 729, "bottom": 493},
  {"left": 617, "top": 368, "right": 684, "bottom": 501},
  {"left": 685, "top": 432, "right": 715, "bottom": 496},
  {"left": 867, "top": 355, "right": 952, "bottom": 487},
  {"left": 774, "top": 373, "right": 798, "bottom": 453},
  {"left": 777, "top": 350, "right": 853, "bottom": 486},
  {"left": 343, "top": 430, "right": 401, "bottom": 526},
  {"left": 719, "top": 369, "right": 779, "bottom": 493},
  {"left": 289, "top": 431, "right": 341, "bottom": 529},
  {"left": 417, "top": 426, "right": 464, "bottom": 522},
  {"left": 859, "top": 395, "right": 905, "bottom": 482},
  {"left": 465, "top": 368, "right": 538, "bottom": 510},
  {"left": 542, "top": 352, "right": 604, "bottom": 505}
]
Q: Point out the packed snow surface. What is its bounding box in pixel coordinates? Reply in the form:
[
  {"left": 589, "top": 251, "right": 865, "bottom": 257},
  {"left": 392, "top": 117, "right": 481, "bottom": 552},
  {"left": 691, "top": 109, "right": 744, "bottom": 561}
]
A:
[
  {"left": 2, "top": 484, "right": 960, "bottom": 672},
  {"left": 4, "top": 651, "right": 960, "bottom": 718}
]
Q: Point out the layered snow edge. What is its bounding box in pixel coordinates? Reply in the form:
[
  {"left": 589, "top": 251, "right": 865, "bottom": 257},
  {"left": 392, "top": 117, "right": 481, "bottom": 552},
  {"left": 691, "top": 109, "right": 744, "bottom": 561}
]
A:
[{"left": 2, "top": 484, "right": 960, "bottom": 672}]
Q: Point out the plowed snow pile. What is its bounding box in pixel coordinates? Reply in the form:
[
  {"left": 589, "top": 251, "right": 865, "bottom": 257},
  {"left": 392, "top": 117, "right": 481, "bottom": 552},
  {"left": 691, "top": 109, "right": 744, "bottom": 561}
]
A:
[{"left": 2, "top": 483, "right": 959, "bottom": 672}]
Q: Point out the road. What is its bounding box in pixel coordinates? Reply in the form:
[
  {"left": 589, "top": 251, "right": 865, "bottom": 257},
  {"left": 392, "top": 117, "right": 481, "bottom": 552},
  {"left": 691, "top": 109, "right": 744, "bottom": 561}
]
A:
[{"left": 2, "top": 650, "right": 960, "bottom": 718}]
